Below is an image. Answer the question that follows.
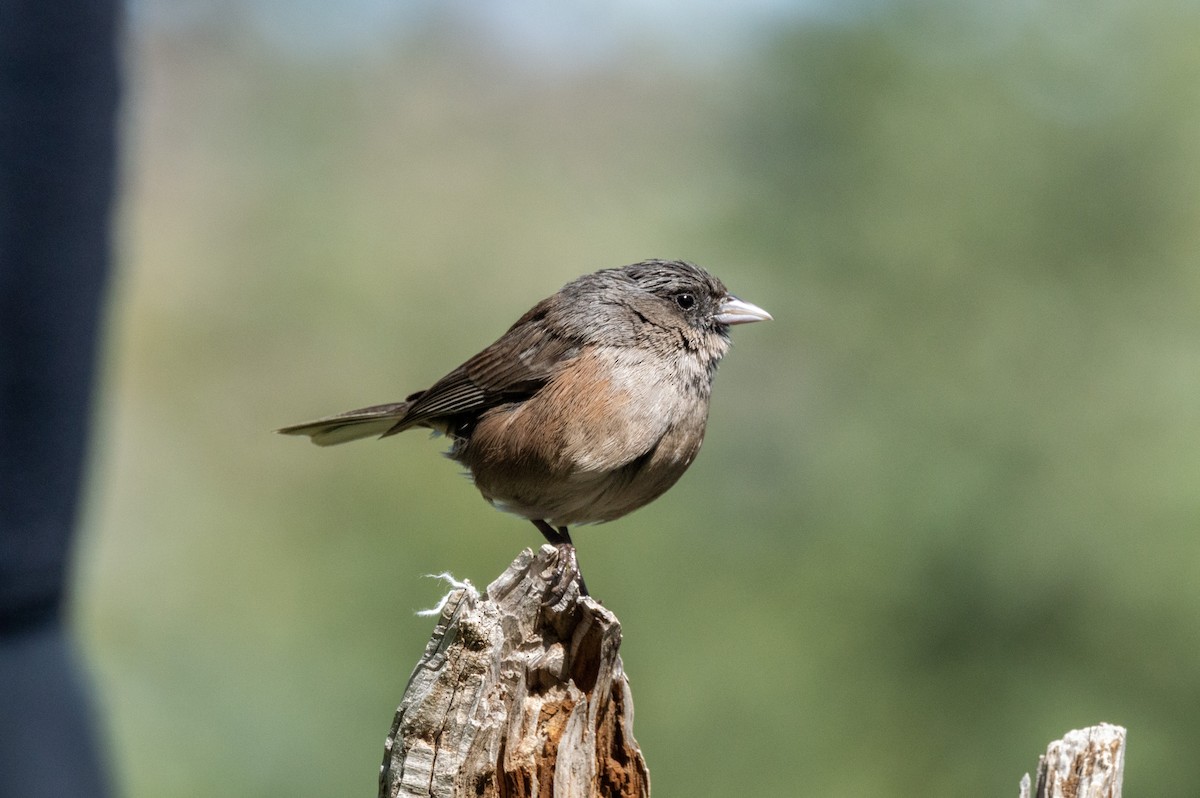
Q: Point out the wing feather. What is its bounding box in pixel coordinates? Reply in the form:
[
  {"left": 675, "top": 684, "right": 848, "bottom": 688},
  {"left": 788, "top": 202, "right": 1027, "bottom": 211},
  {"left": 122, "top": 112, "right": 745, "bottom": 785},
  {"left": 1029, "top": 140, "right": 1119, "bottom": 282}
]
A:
[
  {"left": 281, "top": 296, "right": 584, "bottom": 445},
  {"left": 397, "top": 300, "right": 579, "bottom": 430}
]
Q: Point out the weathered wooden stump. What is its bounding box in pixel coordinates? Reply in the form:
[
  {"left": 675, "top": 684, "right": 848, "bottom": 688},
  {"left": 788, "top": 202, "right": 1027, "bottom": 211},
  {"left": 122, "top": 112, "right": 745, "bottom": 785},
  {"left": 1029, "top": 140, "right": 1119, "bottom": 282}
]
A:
[
  {"left": 379, "top": 545, "right": 650, "bottom": 798},
  {"left": 1019, "top": 723, "right": 1126, "bottom": 798}
]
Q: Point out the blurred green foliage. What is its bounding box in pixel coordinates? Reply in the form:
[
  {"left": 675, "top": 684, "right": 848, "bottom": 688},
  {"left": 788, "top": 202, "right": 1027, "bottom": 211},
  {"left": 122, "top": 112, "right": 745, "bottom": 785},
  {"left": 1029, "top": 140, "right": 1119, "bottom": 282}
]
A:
[{"left": 78, "top": 2, "right": 1200, "bottom": 796}]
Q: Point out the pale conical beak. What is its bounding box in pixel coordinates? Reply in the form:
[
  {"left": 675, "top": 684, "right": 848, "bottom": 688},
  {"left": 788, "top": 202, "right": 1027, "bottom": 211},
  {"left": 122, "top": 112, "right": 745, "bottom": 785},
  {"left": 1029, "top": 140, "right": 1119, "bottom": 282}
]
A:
[{"left": 715, "top": 295, "right": 772, "bottom": 325}]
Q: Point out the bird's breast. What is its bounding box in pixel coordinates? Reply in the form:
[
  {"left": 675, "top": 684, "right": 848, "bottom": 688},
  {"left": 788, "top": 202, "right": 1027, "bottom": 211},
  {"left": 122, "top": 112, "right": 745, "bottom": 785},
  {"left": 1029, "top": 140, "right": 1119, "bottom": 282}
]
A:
[{"left": 459, "top": 345, "right": 712, "bottom": 525}]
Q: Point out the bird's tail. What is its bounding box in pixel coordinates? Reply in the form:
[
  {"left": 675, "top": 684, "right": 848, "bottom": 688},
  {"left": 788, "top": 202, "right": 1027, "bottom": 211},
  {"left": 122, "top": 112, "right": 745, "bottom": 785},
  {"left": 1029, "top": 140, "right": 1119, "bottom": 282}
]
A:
[{"left": 277, "top": 401, "right": 413, "bottom": 446}]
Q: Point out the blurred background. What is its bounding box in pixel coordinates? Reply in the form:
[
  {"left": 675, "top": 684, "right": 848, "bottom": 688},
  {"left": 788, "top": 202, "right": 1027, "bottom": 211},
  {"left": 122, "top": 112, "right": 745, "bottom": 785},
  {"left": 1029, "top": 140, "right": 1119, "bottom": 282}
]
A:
[{"left": 75, "top": 0, "right": 1200, "bottom": 795}]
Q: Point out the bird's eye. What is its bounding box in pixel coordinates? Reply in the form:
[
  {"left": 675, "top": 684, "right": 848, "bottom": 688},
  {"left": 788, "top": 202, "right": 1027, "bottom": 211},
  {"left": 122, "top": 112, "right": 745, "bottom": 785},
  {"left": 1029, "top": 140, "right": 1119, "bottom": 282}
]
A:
[{"left": 675, "top": 293, "right": 695, "bottom": 310}]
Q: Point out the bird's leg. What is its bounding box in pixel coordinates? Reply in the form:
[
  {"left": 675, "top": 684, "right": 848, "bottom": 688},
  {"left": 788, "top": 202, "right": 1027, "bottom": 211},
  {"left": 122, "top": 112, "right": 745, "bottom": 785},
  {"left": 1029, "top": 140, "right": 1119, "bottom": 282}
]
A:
[
  {"left": 530, "top": 521, "right": 588, "bottom": 596},
  {"left": 533, "top": 519, "right": 566, "bottom": 544}
]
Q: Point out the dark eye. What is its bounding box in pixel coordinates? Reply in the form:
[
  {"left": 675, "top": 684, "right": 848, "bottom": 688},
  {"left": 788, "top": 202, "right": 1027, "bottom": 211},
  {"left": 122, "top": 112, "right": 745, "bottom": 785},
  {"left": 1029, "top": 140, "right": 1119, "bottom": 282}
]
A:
[{"left": 674, "top": 293, "right": 695, "bottom": 310}]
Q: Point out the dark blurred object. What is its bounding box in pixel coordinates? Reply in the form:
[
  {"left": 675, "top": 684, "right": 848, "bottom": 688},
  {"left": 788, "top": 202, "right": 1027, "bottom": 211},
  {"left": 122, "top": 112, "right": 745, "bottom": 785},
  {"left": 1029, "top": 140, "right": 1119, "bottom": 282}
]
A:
[{"left": 0, "top": 0, "right": 120, "bottom": 795}]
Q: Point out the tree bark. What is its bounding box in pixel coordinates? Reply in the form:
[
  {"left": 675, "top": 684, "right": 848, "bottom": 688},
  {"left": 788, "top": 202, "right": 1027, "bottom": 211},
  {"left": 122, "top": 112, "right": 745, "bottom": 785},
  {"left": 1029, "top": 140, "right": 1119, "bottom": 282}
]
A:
[
  {"left": 379, "top": 545, "right": 650, "bottom": 798},
  {"left": 1019, "top": 723, "right": 1125, "bottom": 798}
]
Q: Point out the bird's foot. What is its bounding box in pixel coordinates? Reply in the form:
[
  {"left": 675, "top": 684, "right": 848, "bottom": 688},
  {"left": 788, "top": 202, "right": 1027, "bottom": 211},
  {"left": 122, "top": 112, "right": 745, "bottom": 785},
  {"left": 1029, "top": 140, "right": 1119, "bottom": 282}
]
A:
[{"left": 531, "top": 520, "right": 588, "bottom": 597}]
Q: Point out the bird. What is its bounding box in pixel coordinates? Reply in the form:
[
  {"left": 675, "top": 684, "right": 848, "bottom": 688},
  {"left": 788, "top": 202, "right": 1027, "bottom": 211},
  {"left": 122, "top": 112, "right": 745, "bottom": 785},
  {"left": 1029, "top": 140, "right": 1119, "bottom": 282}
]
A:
[{"left": 279, "top": 259, "right": 770, "bottom": 565}]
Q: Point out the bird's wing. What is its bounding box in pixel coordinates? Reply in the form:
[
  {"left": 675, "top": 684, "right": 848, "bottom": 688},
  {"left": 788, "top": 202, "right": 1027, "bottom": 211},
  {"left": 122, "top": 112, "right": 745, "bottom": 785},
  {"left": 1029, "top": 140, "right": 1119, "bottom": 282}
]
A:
[{"left": 387, "top": 303, "right": 580, "bottom": 433}]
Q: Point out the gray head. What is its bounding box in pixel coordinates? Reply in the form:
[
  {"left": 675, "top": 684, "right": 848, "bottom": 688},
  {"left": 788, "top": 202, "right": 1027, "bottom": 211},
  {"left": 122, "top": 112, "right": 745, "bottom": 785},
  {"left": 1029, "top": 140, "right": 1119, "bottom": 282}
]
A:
[{"left": 549, "top": 259, "right": 771, "bottom": 352}]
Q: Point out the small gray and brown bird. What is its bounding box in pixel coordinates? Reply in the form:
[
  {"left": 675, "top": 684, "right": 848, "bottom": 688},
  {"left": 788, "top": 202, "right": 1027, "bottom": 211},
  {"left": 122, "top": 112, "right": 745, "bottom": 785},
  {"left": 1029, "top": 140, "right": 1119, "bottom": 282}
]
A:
[{"left": 279, "top": 259, "right": 770, "bottom": 558}]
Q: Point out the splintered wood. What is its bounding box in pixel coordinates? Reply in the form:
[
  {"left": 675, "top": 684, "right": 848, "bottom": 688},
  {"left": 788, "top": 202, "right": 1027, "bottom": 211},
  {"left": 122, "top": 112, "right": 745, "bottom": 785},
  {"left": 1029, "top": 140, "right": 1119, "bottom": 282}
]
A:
[
  {"left": 379, "top": 545, "right": 650, "bottom": 798},
  {"left": 1019, "top": 723, "right": 1125, "bottom": 798}
]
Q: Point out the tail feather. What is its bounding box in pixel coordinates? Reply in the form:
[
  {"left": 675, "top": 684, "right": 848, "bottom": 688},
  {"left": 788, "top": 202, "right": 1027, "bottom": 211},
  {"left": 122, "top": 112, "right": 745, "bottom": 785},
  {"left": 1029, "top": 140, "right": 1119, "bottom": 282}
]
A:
[{"left": 277, "top": 402, "right": 412, "bottom": 447}]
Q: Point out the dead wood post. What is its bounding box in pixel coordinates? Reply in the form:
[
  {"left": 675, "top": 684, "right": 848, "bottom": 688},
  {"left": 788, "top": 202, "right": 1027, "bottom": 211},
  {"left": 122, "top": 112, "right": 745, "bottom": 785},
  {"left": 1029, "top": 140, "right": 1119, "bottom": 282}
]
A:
[
  {"left": 1019, "top": 723, "right": 1126, "bottom": 798},
  {"left": 379, "top": 545, "right": 650, "bottom": 798}
]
